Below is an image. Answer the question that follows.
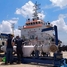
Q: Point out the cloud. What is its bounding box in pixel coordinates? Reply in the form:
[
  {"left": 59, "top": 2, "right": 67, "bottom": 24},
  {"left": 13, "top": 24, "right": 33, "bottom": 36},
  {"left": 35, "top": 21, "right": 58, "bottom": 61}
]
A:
[
  {"left": 51, "top": 14, "right": 67, "bottom": 44},
  {"left": 0, "top": 20, "right": 12, "bottom": 33},
  {"left": 14, "top": 29, "right": 21, "bottom": 37},
  {"left": 15, "top": 1, "right": 45, "bottom": 19},
  {"left": 42, "top": 4, "right": 54, "bottom": 9},
  {"left": 8, "top": 18, "right": 19, "bottom": 24},
  {"left": 51, "top": 14, "right": 67, "bottom": 32},
  {"left": 50, "top": 0, "right": 67, "bottom": 9},
  {"left": 0, "top": 18, "right": 21, "bottom": 36}
]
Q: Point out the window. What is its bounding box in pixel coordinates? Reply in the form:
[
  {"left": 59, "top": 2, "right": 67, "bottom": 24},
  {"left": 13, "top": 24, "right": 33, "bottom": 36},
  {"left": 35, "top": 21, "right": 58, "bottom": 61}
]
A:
[
  {"left": 36, "top": 22, "right": 37, "bottom": 24},
  {"left": 33, "top": 22, "right": 35, "bottom": 25},
  {"left": 39, "top": 22, "right": 40, "bottom": 24},
  {"left": 31, "top": 23, "right": 32, "bottom": 25}
]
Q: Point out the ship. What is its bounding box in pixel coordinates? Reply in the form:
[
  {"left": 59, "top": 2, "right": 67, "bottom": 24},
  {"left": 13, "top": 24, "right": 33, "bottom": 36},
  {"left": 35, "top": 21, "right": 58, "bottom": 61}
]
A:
[
  {"left": 1, "top": 2, "right": 62, "bottom": 57},
  {"left": 19, "top": 2, "right": 54, "bottom": 44},
  {"left": 18, "top": 2, "right": 62, "bottom": 56}
]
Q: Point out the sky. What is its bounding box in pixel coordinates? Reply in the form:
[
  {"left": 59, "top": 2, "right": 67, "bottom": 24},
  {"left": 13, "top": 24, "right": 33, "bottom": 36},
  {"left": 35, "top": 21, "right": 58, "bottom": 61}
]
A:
[{"left": 0, "top": 0, "right": 67, "bottom": 45}]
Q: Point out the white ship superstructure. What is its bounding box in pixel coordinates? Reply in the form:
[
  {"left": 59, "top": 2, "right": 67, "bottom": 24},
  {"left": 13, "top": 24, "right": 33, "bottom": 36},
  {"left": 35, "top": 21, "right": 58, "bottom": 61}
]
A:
[
  {"left": 18, "top": 2, "right": 58, "bottom": 55},
  {"left": 20, "top": 2, "right": 54, "bottom": 44}
]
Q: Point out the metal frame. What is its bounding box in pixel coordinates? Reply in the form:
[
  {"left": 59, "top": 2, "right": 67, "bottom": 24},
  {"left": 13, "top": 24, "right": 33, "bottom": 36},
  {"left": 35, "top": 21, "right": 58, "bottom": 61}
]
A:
[
  {"left": 21, "top": 25, "right": 64, "bottom": 67},
  {"left": 42, "top": 25, "right": 58, "bottom": 46}
]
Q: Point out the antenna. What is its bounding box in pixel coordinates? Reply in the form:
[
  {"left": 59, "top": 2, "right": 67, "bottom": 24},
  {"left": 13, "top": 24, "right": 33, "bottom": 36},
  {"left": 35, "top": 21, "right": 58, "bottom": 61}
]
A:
[{"left": 33, "top": 1, "right": 40, "bottom": 19}]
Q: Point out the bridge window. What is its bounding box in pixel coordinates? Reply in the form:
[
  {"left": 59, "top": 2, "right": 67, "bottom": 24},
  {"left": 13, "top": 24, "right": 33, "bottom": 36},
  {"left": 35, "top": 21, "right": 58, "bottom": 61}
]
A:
[
  {"left": 36, "top": 22, "right": 37, "bottom": 24},
  {"left": 33, "top": 22, "right": 35, "bottom": 25},
  {"left": 31, "top": 23, "right": 33, "bottom": 25},
  {"left": 29, "top": 23, "right": 31, "bottom": 25},
  {"left": 26, "top": 23, "right": 28, "bottom": 25},
  {"left": 38, "top": 22, "right": 40, "bottom": 24}
]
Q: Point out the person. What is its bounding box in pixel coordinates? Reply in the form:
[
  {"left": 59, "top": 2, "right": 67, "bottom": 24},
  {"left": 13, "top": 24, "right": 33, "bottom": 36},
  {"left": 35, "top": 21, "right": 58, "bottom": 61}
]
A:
[
  {"left": 15, "top": 36, "right": 24, "bottom": 64},
  {"left": 5, "top": 34, "right": 14, "bottom": 64}
]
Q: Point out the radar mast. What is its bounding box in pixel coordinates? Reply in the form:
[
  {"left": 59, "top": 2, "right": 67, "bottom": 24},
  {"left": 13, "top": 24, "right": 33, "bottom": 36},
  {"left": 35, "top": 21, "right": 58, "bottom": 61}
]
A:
[{"left": 33, "top": 1, "right": 40, "bottom": 19}]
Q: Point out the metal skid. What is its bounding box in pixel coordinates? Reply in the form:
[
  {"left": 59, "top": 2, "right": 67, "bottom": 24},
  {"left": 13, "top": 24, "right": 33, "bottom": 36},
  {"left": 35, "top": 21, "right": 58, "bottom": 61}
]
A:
[
  {"left": 21, "top": 26, "right": 67, "bottom": 67},
  {"left": 22, "top": 51, "right": 63, "bottom": 67}
]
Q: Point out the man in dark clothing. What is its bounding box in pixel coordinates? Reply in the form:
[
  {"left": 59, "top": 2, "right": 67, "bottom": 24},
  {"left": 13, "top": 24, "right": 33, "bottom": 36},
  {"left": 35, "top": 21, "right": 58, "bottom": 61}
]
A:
[
  {"left": 5, "top": 34, "right": 14, "bottom": 64},
  {"left": 15, "top": 36, "right": 24, "bottom": 64}
]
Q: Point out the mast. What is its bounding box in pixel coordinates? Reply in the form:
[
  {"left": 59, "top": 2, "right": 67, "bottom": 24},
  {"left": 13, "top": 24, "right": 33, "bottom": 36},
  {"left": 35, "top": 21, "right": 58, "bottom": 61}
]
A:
[
  {"left": 11, "top": 23, "right": 15, "bottom": 35},
  {"left": 33, "top": 1, "right": 40, "bottom": 19}
]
